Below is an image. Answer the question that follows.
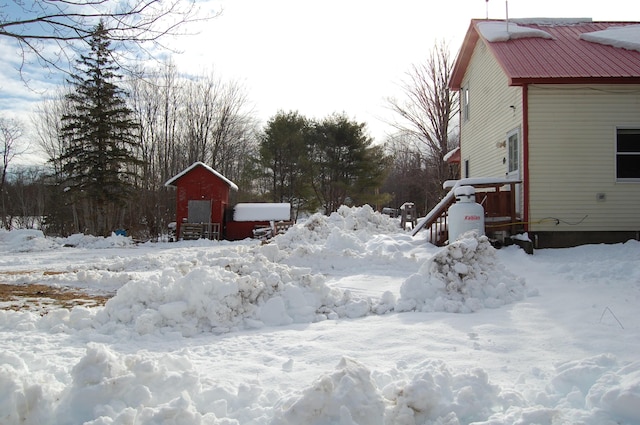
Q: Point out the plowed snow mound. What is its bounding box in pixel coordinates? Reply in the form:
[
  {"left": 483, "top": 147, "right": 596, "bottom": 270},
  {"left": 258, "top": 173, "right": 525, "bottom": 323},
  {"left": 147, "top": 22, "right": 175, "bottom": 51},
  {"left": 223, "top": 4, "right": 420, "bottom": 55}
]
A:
[
  {"left": 396, "top": 233, "right": 528, "bottom": 313},
  {"left": 275, "top": 205, "right": 400, "bottom": 250}
]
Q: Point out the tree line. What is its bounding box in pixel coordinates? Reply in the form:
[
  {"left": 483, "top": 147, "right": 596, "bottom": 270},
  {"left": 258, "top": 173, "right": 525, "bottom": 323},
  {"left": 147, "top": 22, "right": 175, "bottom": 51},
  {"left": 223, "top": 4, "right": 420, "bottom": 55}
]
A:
[
  {"left": 1, "top": 23, "right": 396, "bottom": 238},
  {"left": 1, "top": 21, "right": 458, "bottom": 239}
]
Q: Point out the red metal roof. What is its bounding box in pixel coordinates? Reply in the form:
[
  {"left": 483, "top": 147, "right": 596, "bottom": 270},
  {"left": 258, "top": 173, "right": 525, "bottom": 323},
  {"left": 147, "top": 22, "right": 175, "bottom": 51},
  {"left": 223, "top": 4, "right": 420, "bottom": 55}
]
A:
[{"left": 450, "top": 20, "right": 640, "bottom": 90}]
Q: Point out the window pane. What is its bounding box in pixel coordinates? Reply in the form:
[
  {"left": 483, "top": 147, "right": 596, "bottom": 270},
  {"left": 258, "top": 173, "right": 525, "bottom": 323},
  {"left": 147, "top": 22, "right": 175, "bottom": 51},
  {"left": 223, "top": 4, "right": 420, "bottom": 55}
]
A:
[
  {"left": 508, "top": 133, "right": 519, "bottom": 173},
  {"left": 462, "top": 87, "right": 470, "bottom": 121},
  {"left": 616, "top": 154, "right": 640, "bottom": 179},
  {"left": 617, "top": 129, "right": 640, "bottom": 153}
]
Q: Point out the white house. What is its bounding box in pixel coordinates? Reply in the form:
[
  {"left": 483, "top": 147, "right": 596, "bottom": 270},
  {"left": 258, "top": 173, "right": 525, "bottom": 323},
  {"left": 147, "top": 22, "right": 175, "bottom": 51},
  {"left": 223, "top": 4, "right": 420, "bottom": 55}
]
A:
[{"left": 448, "top": 18, "right": 640, "bottom": 248}]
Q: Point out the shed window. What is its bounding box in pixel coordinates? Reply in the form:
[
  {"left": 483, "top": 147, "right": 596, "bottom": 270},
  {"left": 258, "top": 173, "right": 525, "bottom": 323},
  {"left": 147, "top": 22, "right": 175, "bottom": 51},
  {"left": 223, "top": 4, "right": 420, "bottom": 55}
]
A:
[{"left": 616, "top": 129, "right": 640, "bottom": 181}]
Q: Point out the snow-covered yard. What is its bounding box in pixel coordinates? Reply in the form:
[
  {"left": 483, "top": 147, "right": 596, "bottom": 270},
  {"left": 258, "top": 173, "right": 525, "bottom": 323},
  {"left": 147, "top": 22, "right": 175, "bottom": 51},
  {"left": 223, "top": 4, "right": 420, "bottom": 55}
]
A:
[{"left": 1, "top": 205, "right": 639, "bottom": 425}]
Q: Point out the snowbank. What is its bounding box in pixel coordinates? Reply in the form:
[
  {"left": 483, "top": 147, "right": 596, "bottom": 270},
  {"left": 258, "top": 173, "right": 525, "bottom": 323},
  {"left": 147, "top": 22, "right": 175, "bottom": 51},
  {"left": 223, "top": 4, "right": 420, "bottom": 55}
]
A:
[
  {"left": 1, "top": 209, "right": 531, "bottom": 338},
  {"left": 273, "top": 356, "right": 502, "bottom": 425},
  {"left": 1, "top": 206, "right": 640, "bottom": 425},
  {"left": 57, "top": 233, "right": 135, "bottom": 249},
  {"left": 274, "top": 205, "right": 422, "bottom": 272},
  {"left": 2, "top": 341, "right": 638, "bottom": 425},
  {"left": 0, "top": 229, "right": 135, "bottom": 252},
  {"left": 275, "top": 205, "right": 401, "bottom": 250},
  {"left": 396, "top": 232, "right": 529, "bottom": 313},
  {"left": 95, "top": 244, "right": 375, "bottom": 336},
  {"left": 0, "top": 229, "right": 59, "bottom": 252},
  {"left": 89, "top": 206, "right": 427, "bottom": 337},
  {"left": 272, "top": 357, "right": 386, "bottom": 425}
]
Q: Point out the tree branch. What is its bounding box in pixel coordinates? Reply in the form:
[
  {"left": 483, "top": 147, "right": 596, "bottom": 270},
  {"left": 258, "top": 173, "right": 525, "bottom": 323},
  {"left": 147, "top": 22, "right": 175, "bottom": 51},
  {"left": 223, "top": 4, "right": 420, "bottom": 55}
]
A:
[{"left": 1, "top": 0, "right": 220, "bottom": 80}]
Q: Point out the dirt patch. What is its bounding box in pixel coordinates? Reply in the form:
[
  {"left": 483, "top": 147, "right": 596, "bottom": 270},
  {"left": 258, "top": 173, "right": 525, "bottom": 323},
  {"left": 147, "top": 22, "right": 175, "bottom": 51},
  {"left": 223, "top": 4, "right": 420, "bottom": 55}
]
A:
[{"left": 0, "top": 283, "right": 111, "bottom": 312}]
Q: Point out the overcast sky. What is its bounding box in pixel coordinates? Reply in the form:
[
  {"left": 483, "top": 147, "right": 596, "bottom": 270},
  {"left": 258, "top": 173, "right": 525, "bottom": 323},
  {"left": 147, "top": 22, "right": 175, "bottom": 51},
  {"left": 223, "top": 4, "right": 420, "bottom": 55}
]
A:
[{"left": 1, "top": 0, "right": 639, "bottom": 155}]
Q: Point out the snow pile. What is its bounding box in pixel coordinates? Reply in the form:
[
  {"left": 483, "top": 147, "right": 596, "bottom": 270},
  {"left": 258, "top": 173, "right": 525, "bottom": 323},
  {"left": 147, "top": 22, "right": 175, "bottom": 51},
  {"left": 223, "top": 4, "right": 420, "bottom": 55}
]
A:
[
  {"left": 384, "top": 360, "right": 499, "bottom": 425},
  {"left": 396, "top": 232, "right": 528, "bottom": 313},
  {"left": 0, "top": 229, "right": 59, "bottom": 252},
  {"left": 1, "top": 213, "right": 640, "bottom": 425},
  {"left": 96, "top": 247, "right": 370, "bottom": 336},
  {"left": 0, "top": 229, "right": 135, "bottom": 252},
  {"left": 50, "top": 344, "right": 217, "bottom": 424},
  {"left": 57, "top": 233, "right": 135, "bottom": 249},
  {"left": 272, "top": 357, "right": 386, "bottom": 425},
  {"left": 272, "top": 205, "right": 419, "bottom": 272},
  {"left": 474, "top": 354, "right": 640, "bottom": 424},
  {"left": 273, "top": 357, "right": 502, "bottom": 425},
  {"left": 2, "top": 337, "right": 638, "bottom": 424},
  {"left": 275, "top": 205, "right": 400, "bottom": 252}
]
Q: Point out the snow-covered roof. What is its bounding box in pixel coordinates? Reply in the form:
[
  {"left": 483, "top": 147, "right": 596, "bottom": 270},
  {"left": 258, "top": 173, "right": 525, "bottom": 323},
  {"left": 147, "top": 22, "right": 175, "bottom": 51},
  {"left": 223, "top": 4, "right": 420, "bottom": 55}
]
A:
[
  {"left": 443, "top": 146, "right": 460, "bottom": 163},
  {"left": 233, "top": 203, "right": 291, "bottom": 222},
  {"left": 164, "top": 161, "right": 238, "bottom": 191},
  {"left": 442, "top": 177, "right": 521, "bottom": 189},
  {"left": 476, "top": 21, "right": 554, "bottom": 42},
  {"left": 580, "top": 24, "right": 640, "bottom": 53},
  {"left": 450, "top": 19, "right": 640, "bottom": 90}
]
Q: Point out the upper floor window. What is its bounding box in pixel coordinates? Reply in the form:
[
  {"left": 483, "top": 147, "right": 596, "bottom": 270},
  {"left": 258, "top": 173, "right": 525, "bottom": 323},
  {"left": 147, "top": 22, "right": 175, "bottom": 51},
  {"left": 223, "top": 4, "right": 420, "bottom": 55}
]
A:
[
  {"left": 461, "top": 86, "right": 470, "bottom": 122},
  {"left": 616, "top": 128, "right": 640, "bottom": 181}
]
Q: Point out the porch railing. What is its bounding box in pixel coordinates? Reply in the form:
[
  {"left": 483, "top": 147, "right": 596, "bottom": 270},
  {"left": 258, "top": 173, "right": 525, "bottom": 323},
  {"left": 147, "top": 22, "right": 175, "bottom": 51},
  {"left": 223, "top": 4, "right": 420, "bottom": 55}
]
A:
[
  {"left": 411, "top": 177, "right": 521, "bottom": 246},
  {"left": 181, "top": 222, "right": 221, "bottom": 240}
]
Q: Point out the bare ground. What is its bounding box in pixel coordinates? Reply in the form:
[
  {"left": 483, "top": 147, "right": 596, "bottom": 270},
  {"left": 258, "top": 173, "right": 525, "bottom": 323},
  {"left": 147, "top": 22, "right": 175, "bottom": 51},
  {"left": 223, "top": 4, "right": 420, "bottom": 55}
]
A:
[{"left": 0, "top": 271, "right": 111, "bottom": 313}]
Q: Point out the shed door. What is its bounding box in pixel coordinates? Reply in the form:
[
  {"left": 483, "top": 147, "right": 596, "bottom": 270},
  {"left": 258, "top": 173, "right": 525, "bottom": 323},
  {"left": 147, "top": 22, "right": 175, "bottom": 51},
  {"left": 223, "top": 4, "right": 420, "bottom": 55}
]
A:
[{"left": 188, "top": 200, "right": 212, "bottom": 223}]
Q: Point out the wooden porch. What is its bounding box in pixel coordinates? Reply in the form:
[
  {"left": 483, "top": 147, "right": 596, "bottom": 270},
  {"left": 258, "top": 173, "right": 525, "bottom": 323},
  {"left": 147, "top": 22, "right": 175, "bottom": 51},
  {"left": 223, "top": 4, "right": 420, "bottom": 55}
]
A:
[
  {"left": 180, "top": 222, "right": 221, "bottom": 240},
  {"left": 411, "top": 178, "right": 522, "bottom": 246}
]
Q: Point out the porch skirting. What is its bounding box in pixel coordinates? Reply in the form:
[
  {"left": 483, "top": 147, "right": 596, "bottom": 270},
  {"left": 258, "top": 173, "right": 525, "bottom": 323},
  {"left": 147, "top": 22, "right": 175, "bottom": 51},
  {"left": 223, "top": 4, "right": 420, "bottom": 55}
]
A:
[{"left": 531, "top": 231, "right": 640, "bottom": 249}]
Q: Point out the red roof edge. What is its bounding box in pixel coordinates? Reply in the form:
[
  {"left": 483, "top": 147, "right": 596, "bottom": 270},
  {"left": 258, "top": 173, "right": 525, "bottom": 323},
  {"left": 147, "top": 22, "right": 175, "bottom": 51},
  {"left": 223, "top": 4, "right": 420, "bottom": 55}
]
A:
[
  {"left": 449, "top": 21, "right": 481, "bottom": 91},
  {"left": 510, "top": 76, "right": 640, "bottom": 86}
]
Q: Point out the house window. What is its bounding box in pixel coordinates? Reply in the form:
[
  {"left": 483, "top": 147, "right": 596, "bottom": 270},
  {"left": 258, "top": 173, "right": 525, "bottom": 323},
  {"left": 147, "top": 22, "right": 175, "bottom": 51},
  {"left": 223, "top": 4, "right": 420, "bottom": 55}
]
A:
[
  {"left": 507, "top": 130, "right": 519, "bottom": 175},
  {"left": 461, "top": 86, "right": 470, "bottom": 121},
  {"left": 464, "top": 159, "right": 470, "bottom": 178},
  {"left": 616, "top": 128, "right": 640, "bottom": 181}
]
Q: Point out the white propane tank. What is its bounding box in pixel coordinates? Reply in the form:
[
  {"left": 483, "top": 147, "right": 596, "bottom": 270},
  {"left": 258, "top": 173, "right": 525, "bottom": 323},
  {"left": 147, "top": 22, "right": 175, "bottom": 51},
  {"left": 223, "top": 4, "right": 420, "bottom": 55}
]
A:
[{"left": 448, "top": 185, "right": 485, "bottom": 242}]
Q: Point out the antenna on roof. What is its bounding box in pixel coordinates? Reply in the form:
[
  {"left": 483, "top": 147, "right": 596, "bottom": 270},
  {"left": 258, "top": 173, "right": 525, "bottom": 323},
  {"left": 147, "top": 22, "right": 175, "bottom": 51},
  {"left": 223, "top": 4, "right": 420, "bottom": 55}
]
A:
[
  {"left": 486, "top": 0, "right": 489, "bottom": 19},
  {"left": 505, "top": 0, "right": 509, "bottom": 32}
]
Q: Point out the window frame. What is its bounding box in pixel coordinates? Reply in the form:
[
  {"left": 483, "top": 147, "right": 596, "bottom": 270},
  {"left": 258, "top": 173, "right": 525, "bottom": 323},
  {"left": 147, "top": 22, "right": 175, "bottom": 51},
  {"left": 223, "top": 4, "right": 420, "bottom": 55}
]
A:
[
  {"left": 506, "top": 128, "right": 520, "bottom": 178},
  {"left": 615, "top": 127, "right": 640, "bottom": 182},
  {"left": 461, "top": 85, "right": 470, "bottom": 122}
]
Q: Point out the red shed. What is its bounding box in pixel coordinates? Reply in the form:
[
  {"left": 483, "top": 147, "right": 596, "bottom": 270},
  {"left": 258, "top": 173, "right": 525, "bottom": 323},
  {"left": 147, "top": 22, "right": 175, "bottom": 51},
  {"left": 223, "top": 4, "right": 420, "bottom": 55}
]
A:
[{"left": 164, "top": 162, "right": 238, "bottom": 240}]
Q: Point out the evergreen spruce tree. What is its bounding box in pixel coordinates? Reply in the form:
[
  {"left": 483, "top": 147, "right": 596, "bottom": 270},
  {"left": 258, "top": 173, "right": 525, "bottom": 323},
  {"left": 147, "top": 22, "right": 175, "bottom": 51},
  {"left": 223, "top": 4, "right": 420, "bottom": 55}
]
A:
[{"left": 58, "top": 21, "right": 141, "bottom": 236}]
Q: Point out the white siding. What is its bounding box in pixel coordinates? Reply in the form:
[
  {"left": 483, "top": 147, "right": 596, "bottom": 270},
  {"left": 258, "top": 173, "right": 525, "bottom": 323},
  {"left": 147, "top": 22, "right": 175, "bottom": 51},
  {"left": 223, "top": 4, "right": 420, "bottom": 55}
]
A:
[
  {"left": 459, "top": 41, "right": 523, "bottom": 180},
  {"left": 528, "top": 85, "right": 640, "bottom": 232}
]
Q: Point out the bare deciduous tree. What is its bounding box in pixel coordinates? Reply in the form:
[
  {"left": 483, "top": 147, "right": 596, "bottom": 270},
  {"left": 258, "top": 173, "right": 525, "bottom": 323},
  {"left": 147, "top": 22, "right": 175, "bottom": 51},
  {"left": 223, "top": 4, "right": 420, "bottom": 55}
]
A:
[
  {"left": 381, "top": 132, "right": 431, "bottom": 215},
  {"left": 0, "top": 116, "right": 25, "bottom": 229},
  {"left": 386, "top": 40, "right": 459, "bottom": 204},
  {"left": 32, "top": 90, "right": 73, "bottom": 175},
  {"left": 0, "top": 0, "right": 218, "bottom": 76}
]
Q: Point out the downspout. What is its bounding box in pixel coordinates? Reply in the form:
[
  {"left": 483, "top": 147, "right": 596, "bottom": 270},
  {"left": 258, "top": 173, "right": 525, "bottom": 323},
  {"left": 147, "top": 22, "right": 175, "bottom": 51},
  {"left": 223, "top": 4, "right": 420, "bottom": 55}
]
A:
[{"left": 522, "top": 84, "right": 530, "bottom": 232}]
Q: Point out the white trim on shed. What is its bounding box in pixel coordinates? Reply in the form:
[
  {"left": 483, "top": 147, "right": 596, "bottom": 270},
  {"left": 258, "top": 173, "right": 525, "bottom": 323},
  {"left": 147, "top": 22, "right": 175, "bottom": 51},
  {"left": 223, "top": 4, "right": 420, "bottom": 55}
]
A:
[{"left": 164, "top": 161, "right": 239, "bottom": 191}]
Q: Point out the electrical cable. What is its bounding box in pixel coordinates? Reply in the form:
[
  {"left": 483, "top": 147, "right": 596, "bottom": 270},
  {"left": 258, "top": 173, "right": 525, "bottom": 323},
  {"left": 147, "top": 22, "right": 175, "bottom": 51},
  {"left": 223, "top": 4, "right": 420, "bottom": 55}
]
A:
[{"left": 485, "top": 215, "right": 588, "bottom": 228}]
